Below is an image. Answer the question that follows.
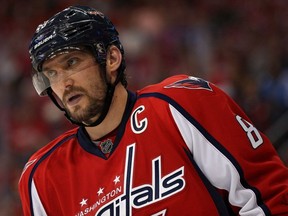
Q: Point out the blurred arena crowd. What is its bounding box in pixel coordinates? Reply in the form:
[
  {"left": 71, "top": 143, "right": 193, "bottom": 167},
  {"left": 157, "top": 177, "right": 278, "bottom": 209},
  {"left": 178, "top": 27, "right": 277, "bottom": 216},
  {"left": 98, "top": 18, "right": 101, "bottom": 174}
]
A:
[{"left": 0, "top": 0, "right": 287, "bottom": 214}]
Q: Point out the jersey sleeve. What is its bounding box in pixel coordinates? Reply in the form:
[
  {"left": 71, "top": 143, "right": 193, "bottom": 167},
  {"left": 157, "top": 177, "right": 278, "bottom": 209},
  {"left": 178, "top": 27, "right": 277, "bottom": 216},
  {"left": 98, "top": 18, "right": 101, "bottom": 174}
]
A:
[
  {"left": 164, "top": 75, "right": 288, "bottom": 215},
  {"left": 18, "top": 159, "right": 33, "bottom": 216},
  {"left": 18, "top": 155, "right": 48, "bottom": 216},
  {"left": 18, "top": 128, "right": 77, "bottom": 215}
]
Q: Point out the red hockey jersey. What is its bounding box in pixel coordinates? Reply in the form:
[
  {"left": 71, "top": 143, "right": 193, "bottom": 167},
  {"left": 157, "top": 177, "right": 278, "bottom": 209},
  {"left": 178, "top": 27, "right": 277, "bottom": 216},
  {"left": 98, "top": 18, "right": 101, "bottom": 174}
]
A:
[{"left": 19, "top": 75, "right": 288, "bottom": 215}]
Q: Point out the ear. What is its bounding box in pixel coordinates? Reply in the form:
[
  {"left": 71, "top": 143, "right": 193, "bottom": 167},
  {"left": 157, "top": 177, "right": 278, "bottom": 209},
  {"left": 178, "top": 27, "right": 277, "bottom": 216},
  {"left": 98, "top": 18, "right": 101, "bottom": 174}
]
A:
[{"left": 106, "top": 45, "right": 122, "bottom": 83}]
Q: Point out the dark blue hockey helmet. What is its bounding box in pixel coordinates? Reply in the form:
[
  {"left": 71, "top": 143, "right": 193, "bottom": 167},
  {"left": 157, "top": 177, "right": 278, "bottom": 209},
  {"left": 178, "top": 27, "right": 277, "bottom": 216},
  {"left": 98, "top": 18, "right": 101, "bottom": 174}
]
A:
[{"left": 29, "top": 5, "right": 126, "bottom": 96}]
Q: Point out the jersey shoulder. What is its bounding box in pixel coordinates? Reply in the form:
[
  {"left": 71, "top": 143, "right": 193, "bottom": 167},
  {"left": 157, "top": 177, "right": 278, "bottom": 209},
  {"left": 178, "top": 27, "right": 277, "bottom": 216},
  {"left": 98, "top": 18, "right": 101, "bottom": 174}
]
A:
[
  {"left": 137, "top": 74, "right": 220, "bottom": 101},
  {"left": 29, "top": 127, "right": 78, "bottom": 160},
  {"left": 19, "top": 127, "right": 78, "bottom": 184},
  {"left": 136, "top": 74, "right": 250, "bottom": 121}
]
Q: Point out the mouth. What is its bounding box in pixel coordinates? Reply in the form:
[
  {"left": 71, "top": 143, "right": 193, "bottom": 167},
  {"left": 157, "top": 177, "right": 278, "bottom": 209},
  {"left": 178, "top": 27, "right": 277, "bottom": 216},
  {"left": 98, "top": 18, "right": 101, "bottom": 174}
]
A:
[{"left": 65, "top": 93, "right": 83, "bottom": 107}]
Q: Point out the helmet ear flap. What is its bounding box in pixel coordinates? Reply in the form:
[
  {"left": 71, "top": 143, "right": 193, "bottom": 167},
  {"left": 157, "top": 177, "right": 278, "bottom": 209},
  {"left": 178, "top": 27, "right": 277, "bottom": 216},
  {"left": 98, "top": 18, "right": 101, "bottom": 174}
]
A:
[
  {"left": 91, "top": 42, "right": 108, "bottom": 71},
  {"left": 94, "top": 42, "right": 107, "bottom": 64}
]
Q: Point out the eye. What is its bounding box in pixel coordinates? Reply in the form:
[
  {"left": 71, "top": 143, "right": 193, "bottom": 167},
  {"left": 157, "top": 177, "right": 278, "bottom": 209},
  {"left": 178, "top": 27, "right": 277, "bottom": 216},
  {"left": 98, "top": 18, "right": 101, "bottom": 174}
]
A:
[
  {"left": 67, "top": 57, "right": 78, "bottom": 67},
  {"left": 44, "top": 70, "right": 57, "bottom": 79}
]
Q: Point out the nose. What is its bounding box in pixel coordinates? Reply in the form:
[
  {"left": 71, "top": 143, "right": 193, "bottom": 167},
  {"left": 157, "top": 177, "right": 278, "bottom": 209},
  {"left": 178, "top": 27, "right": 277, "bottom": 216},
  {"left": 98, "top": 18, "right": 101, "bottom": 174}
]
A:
[
  {"left": 54, "top": 69, "right": 74, "bottom": 90},
  {"left": 57, "top": 76, "right": 74, "bottom": 104},
  {"left": 62, "top": 76, "right": 74, "bottom": 90}
]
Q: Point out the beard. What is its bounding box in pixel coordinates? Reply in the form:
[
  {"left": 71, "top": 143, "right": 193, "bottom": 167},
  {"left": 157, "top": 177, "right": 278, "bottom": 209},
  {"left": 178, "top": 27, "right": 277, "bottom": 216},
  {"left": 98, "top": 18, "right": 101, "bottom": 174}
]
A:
[{"left": 63, "top": 84, "right": 107, "bottom": 125}]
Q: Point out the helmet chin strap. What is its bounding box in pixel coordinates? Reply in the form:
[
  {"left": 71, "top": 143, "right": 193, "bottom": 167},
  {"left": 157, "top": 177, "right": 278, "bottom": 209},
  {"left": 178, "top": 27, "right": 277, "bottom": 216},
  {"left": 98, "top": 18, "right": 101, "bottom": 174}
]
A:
[{"left": 47, "top": 74, "right": 119, "bottom": 127}]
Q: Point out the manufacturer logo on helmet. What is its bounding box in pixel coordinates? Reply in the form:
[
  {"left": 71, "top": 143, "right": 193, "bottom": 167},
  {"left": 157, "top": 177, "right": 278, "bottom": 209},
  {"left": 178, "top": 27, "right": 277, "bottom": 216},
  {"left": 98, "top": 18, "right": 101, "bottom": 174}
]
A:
[{"left": 34, "top": 34, "right": 56, "bottom": 50}]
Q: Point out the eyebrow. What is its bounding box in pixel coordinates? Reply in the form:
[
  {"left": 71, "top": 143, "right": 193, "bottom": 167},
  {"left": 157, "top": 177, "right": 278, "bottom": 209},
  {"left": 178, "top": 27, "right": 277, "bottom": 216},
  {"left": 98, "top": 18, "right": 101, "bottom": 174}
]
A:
[{"left": 42, "top": 50, "right": 86, "bottom": 71}]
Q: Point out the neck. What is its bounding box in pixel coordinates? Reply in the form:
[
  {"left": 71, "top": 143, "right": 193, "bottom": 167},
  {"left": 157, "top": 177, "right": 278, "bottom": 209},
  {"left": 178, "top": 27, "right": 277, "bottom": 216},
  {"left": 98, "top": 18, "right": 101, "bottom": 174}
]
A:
[{"left": 85, "top": 83, "right": 128, "bottom": 140}]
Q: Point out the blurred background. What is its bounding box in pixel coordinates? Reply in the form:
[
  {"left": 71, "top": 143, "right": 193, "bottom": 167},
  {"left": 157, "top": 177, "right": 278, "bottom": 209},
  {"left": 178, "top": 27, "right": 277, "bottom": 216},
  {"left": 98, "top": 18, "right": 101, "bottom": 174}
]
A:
[{"left": 0, "top": 0, "right": 287, "bottom": 214}]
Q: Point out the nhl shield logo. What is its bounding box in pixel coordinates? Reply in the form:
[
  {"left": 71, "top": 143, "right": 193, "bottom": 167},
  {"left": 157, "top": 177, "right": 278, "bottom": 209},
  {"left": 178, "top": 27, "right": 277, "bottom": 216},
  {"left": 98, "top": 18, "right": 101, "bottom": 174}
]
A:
[{"left": 99, "top": 139, "right": 114, "bottom": 154}]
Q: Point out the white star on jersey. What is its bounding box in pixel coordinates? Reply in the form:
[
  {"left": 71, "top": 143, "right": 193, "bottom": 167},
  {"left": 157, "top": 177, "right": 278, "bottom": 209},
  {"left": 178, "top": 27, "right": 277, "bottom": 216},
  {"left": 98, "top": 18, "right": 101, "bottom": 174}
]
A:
[
  {"left": 113, "top": 176, "right": 120, "bottom": 184},
  {"left": 97, "top": 187, "right": 104, "bottom": 196},
  {"left": 151, "top": 209, "right": 167, "bottom": 216},
  {"left": 79, "top": 198, "right": 88, "bottom": 207}
]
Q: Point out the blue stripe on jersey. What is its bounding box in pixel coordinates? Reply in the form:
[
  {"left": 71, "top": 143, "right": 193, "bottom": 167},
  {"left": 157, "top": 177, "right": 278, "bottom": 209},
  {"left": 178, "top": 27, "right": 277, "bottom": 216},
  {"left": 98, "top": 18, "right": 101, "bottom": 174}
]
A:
[
  {"left": 28, "top": 134, "right": 76, "bottom": 216},
  {"left": 138, "top": 92, "right": 271, "bottom": 216}
]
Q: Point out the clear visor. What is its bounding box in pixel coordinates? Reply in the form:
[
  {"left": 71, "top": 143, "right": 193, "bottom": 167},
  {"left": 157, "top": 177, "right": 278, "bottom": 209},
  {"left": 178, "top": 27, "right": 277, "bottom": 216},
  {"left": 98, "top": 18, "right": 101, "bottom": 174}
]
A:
[
  {"left": 32, "top": 71, "right": 51, "bottom": 96},
  {"left": 32, "top": 46, "right": 97, "bottom": 96}
]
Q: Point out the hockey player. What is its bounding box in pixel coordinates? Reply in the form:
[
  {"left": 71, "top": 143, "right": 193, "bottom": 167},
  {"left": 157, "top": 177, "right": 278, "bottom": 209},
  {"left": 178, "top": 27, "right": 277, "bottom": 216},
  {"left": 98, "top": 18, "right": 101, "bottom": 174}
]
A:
[{"left": 19, "top": 5, "right": 288, "bottom": 216}]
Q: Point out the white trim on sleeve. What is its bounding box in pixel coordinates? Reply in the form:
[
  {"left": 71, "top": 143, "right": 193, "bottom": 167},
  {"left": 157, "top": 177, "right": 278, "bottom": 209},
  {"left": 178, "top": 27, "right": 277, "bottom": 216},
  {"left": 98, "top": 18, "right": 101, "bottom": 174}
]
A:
[{"left": 31, "top": 179, "right": 48, "bottom": 216}]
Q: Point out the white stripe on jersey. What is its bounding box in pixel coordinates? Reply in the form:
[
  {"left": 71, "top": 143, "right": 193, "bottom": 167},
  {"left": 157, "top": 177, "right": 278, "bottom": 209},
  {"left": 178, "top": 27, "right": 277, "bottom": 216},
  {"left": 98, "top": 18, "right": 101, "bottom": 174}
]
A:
[
  {"left": 31, "top": 179, "right": 47, "bottom": 216},
  {"left": 169, "top": 104, "right": 266, "bottom": 216}
]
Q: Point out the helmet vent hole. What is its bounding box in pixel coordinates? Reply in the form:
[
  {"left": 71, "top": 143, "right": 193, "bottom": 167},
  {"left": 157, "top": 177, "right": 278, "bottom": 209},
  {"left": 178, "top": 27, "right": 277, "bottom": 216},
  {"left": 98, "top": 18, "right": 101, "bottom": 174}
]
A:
[{"left": 61, "top": 23, "right": 92, "bottom": 38}]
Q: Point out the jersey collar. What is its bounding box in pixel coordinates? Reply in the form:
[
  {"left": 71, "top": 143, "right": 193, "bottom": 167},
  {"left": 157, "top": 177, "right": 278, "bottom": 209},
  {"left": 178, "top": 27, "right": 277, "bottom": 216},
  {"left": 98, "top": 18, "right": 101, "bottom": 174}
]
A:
[{"left": 77, "top": 90, "right": 137, "bottom": 159}]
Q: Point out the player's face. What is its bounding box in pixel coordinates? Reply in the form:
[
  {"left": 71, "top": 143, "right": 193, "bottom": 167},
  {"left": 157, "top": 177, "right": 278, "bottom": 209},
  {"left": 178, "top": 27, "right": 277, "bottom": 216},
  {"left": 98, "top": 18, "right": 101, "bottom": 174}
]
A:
[{"left": 42, "top": 49, "right": 107, "bottom": 124}]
